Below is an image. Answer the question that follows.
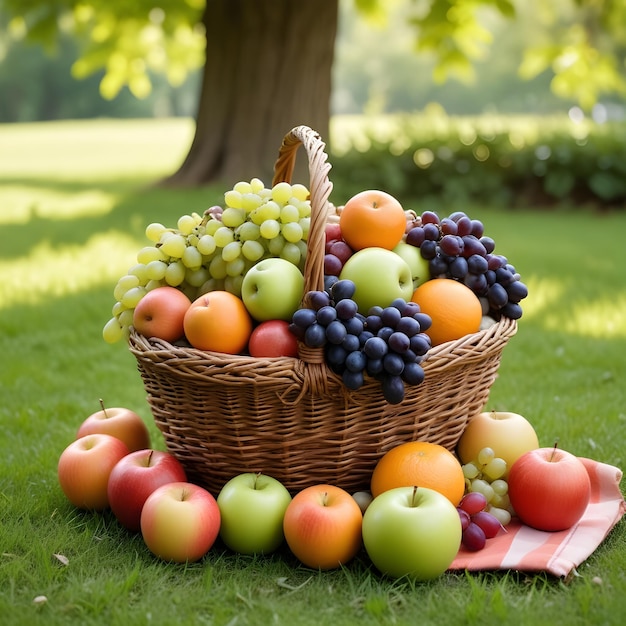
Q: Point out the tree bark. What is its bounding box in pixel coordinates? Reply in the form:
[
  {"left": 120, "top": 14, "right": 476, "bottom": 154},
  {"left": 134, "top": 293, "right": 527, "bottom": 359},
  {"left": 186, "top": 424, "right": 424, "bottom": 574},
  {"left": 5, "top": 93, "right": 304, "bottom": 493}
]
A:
[{"left": 163, "top": 0, "right": 338, "bottom": 188}]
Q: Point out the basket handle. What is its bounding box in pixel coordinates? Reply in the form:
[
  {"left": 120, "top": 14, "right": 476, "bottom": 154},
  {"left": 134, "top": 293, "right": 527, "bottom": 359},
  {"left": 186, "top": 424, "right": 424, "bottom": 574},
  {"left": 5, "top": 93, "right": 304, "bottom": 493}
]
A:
[{"left": 272, "top": 125, "right": 333, "bottom": 296}]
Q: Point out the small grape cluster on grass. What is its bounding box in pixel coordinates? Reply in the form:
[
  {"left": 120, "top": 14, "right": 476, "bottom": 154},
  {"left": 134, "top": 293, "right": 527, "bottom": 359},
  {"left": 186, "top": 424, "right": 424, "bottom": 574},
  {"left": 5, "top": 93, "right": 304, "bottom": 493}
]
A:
[
  {"left": 289, "top": 279, "right": 433, "bottom": 404},
  {"left": 405, "top": 210, "right": 528, "bottom": 320}
]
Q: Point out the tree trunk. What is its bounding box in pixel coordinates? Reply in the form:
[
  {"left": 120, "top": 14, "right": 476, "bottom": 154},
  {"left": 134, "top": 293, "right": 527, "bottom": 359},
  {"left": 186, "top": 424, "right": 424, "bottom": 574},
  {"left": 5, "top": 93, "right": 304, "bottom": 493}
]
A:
[{"left": 164, "top": 0, "right": 338, "bottom": 188}]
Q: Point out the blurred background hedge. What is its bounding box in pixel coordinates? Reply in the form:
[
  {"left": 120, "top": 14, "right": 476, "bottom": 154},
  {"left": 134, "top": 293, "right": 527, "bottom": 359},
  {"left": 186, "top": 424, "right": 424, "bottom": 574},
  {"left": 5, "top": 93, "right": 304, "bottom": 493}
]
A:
[{"left": 329, "top": 111, "right": 626, "bottom": 209}]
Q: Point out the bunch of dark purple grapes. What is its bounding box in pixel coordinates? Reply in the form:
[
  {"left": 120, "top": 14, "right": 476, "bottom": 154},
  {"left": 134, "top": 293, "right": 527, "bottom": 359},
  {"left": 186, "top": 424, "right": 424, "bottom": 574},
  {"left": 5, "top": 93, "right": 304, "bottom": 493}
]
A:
[
  {"left": 405, "top": 210, "right": 528, "bottom": 319},
  {"left": 289, "top": 279, "right": 433, "bottom": 404}
]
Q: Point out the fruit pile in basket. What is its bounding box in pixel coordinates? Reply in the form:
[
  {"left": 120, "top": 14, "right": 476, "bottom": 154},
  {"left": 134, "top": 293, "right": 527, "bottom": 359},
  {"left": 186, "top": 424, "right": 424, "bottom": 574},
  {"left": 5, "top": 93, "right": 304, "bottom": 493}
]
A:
[
  {"left": 103, "top": 179, "right": 528, "bottom": 403},
  {"left": 58, "top": 402, "right": 600, "bottom": 580}
]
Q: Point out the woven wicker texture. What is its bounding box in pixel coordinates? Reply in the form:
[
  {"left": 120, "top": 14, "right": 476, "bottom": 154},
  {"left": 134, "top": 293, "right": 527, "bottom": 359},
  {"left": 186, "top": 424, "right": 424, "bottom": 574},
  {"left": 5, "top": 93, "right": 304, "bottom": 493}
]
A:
[{"left": 129, "top": 125, "right": 517, "bottom": 495}]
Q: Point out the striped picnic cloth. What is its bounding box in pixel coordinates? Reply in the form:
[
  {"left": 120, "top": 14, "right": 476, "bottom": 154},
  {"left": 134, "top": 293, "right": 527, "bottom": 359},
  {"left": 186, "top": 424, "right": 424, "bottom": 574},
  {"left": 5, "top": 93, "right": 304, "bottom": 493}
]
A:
[{"left": 449, "top": 458, "right": 625, "bottom": 577}]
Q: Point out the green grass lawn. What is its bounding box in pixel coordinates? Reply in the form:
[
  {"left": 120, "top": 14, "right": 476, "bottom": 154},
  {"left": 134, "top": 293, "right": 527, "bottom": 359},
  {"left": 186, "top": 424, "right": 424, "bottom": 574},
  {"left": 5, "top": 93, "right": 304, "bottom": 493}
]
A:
[{"left": 1, "top": 118, "right": 625, "bottom": 626}]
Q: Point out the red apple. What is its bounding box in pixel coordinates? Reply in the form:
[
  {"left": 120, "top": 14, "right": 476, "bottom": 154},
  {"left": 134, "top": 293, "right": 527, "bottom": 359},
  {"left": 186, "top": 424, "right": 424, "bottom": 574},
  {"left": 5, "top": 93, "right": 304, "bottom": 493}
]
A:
[
  {"left": 248, "top": 320, "right": 299, "bottom": 358},
  {"left": 132, "top": 286, "right": 191, "bottom": 342},
  {"left": 107, "top": 449, "right": 188, "bottom": 531},
  {"left": 282, "top": 484, "right": 363, "bottom": 570},
  {"left": 76, "top": 400, "right": 151, "bottom": 453},
  {"left": 508, "top": 446, "right": 591, "bottom": 531},
  {"left": 58, "top": 434, "right": 130, "bottom": 510},
  {"left": 140, "top": 482, "right": 221, "bottom": 563}
]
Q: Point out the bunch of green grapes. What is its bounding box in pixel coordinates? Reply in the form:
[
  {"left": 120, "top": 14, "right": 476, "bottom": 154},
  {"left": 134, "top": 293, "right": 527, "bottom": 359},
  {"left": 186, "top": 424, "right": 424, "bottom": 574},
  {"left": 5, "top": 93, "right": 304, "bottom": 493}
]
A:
[
  {"left": 461, "top": 447, "right": 514, "bottom": 526},
  {"left": 102, "top": 179, "right": 311, "bottom": 344}
]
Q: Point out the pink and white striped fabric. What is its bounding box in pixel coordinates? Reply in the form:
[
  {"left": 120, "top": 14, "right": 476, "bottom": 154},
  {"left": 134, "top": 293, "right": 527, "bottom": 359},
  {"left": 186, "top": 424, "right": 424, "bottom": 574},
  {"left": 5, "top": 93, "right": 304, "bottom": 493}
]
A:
[{"left": 449, "top": 458, "right": 625, "bottom": 577}]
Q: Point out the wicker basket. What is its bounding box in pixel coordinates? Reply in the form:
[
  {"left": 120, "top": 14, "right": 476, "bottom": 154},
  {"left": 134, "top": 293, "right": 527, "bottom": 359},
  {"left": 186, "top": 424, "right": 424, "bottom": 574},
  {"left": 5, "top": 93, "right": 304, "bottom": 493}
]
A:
[{"left": 128, "top": 125, "right": 517, "bottom": 496}]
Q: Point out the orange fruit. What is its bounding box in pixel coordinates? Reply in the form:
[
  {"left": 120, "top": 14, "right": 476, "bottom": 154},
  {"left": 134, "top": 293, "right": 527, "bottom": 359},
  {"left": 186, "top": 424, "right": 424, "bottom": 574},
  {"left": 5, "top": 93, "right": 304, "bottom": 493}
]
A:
[
  {"left": 183, "top": 290, "right": 253, "bottom": 353},
  {"left": 411, "top": 278, "right": 482, "bottom": 346},
  {"left": 339, "top": 190, "right": 407, "bottom": 251},
  {"left": 370, "top": 441, "right": 465, "bottom": 506}
]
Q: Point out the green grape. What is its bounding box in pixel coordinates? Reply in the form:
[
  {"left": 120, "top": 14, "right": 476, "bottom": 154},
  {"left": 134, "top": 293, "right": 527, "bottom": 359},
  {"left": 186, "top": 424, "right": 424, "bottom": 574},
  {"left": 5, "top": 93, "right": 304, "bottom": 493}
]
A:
[
  {"left": 112, "top": 301, "right": 126, "bottom": 316},
  {"left": 267, "top": 234, "right": 286, "bottom": 256},
  {"left": 205, "top": 218, "right": 222, "bottom": 236},
  {"left": 182, "top": 245, "right": 203, "bottom": 269},
  {"left": 137, "top": 245, "right": 166, "bottom": 264},
  {"left": 487, "top": 505, "right": 511, "bottom": 526},
  {"left": 260, "top": 219, "right": 280, "bottom": 239},
  {"left": 221, "top": 207, "right": 246, "bottom": 228},
  {"left": 233, "top": 180, "right": 252, "bottom": 194},
  {"left": 226, "top": 257, "right": 246, "bottom": 277},
  {"left": 197, "top": 234, "right": 217, "bottom": 256},
  {"left": 224, "top": 274, "right": 244, "bottom": 296},
  {"left": 280, "top": 242, "right": 301, "bottom": 265},
  {"left": 250, "top": 177, "right": 265, "bottom": 194},
  {"left": 477, "top": 447, "right": 496, "bottom": 466},
  {"left": 221, "top": 241, "right": 242, "bottom": 263},
  {"left": 145, "top": 222, "right": 167, "bottom": 243},
  {"left": 145, "top": 279, "right": 163, "bottom": 292},
  {"left": 165, "top": 260, "right": 186, "bottom": 286},
  {"left": 224, "top": 189, "right": 243, "bottom": 209},
  {"left": 121, "top": 286, "right": 147, "bottom": 308},
  {"left": 281, "top": 221, "right": 303, "bottom": 243},
  {"left": 462, "top": 462, "right": 480, "bottom": 480},
  {"left": 185, "top": 267, "right": 210, "bottom": 288},
  {"left": 241, "top": 192, "right": 263, "bottom": 213},
  {"left": 214, "top": 226, "right": 235, "bottom": 248},
  {"left": 146, "top": 260, "right": 168, "bottom": 281},
  {"left": 103, "top": 317, "right": 125, "bottom": 344},
  {"left": 483, "top": 457, "right": 507, "bottom": 481},
  {"left": 470, "top": 478, "right": 495, "bottom": 503},
  {"left": 491, "top": 479, "right": 509, "bottom": 496},
  {"left": 177, "top": 214, "right": 198, "bottom": 236},
  {"left": 118, "top": 309, "right": 134, "bottom": 328},
  {"left": 209, "top": 255, "right": 228, "bottom": 280},
  {"left": 298, "top": 217, "right": 311, "bottom": 239},
  {"left": 279, "top": 203, "right": 300, "bottom": 223},
  {"left": 160, "top": 234, "right": 187, "bottom": 258},
  {"left": 272, "top": 181, "right": 293, "bottom": 205},
  {"left": 242, "top": 240, "right": 265, "bottom": 262},
  {"left": 490, "top": 492, "right": 511, "bottom": 510},
  {"left": 113, "top": 275, "right": 140, "bottom": 301},
  {"left": 236, "top": 221, "right": 261, "bottom": 242},
  {"left": 249, "top": 208, "right": 265, "bottom": 226},
  {"left": 127, "top": 263, "right": 149, "bottom": 284},
  {"left": 291, "top": 183, "right": 309, "bottom": 201},
  {"left": 258, "top": 201, "right": 281, "bottom": 222}
]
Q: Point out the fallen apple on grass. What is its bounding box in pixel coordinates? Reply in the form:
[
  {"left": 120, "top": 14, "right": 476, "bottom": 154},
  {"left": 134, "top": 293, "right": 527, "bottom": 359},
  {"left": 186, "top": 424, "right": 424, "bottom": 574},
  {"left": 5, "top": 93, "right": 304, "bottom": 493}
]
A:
[
  {"left": 217, "top": 472, "right": 292, "bottom": 555},
  {"left": 107, "top": 449, "right": 188, "bottom": 531},
  {"left": 508, "top": 445, "right": 591, "bottom": 531},
  {"left": 140, "top": 482, "right": 221, "bottom": 563},
  {"left": 362, "top": 486, "right": 462, "bottom": 581},
  {"left": 76, "top": 399, "right": 150, "bottom": 453},
  {"left": 58, "top": 434, "right": 130, "bottom": 511},
  {"left": 282, "top": 484, "right": 363, "bottom": 570}
]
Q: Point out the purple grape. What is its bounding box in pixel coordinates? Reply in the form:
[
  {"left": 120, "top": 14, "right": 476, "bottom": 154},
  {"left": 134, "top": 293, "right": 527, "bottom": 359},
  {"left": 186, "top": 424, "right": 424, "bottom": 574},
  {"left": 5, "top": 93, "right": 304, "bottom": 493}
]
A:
[
  {"left": 288, "top": 322, "right": 305, "bottom": 340},
  {"left": 395, "top": 316, "right": 420, "bottom": 337},
  {"left": 467, "top": 254, "right": 489, "bottom": 275},
  {"left": 406, "top": 226, "right": 426, "bottom": 248},
  {"left": 316, "top": 305, "right": 337, "bottom": 325},
  {"left": 324, "top": 253, "right": 343, "bottom": 276},
  {"left": 358, "top": 330, "right": 374, "bottom": 346},
  {"left": 401, "top": 361, "right": 425, "bottom": 386},
  {"left": 413, "top": 312, "right": 432, "bottom": 332},
  {"left": 341, "top": 333, "right": 360, "bottom": 353},
  {"left": 495, "top": 266, "right": 515, "bottom": 286},
  {"left": 440, "top": 217, "right": 458, "bottom": 235},
  {"left": 304, "top": 323, "right": 326, "bottom": 347},
  {"left": 324, "top": 275, "right": 339, "bottom": 293},
  {"left": 423, "top": 223, "right": 441, "bottom": 241},
  {"left": 292, "top": 308, "right": 317, "bottom": 328},
  {"left": 382, "top": 374, "right": 405, "bottom": 404},
  {"left": 331, "top": 279, "right": 356, "bottom": 302},
  {"left": 439, "top": 234, "right": 463, "bottom": 256},
  {"left": 462, "top": 522, "right": 487, "bottom": 551},
  {"left": 487, "top": 283, "right": 509, "bottom": 309},
  {"left": 458, "top": 491, "right": 488, "bottom": 515},
  {"left": 325, "top": 320, "right": 347, "bottom": 344},
  {"left": 480, "top": 236, "right": 496, "bottom": 254},
  {"left": 470, "top": 219, "right": 484, "bottom": 238},
  {"left": 402, "top": 301, "right": 421, "bottom": 317},
  {"left": 409, "top": 333, "right": 431, "bottom": 356},
  {"left": 461, "top": 235, "right": 487, "bottom": 258},
  {"left": 429, "top": 256, "right": 449, "bottom": 276},
  {"left": 390, "top": 297, "right": 409, "bottom": 313},
  {"left": 420, "top": 240, "right": 438, "bottom": 260},
  {"left": 381, "top": 306, "right": 402, "bottom": 328},
  {"left": 343, "top": 315, "right": 364, "bottom": 336},
  {"left": 365, "top": 314, "right": 383, "bottom": 333},
  {"left": 388, "top": 331, "right": 410, "bottom": 354},
  {"left": 421, "top": 210, "right": 440, "bottom": 225},
  {"left": 307, "top": 290, "right": 331, "bottom": 310},
  {"left": 457, "top": 508, "right": 471, "bottom": 531},
  {"left": 366, "top": 358, "right": 384, "bottom": 376},
  {"left": 448, "top": 211, "right": 467, "bottom": 222},
  {"left": 335, "top": 298, "right": 358, "bottom": 320},
  {"left": 502, "top": 302, "right": 523, "bottom": 319},
  {"left": 345, "top": 350, "right": 367, "bottom": 373},
  {"left": 472, "top": 511, "right": 503, "bottom": 539},
  {"left": 326, "top": 344, "right": 347, "bottom": 367},
  {"left": 449, "top": 256, "right": 469, "bottom": 279},
  {"left": 464, "top": 272, "right": 488, "bottom": 295},
  {"left": 377, "top": 326, "right": 394, "bottom": 341},
  {"left": 383, "top": 353, "right": 405, "bottom": 376},
  {"left": 363, "top": 336, "right": 388, "bottom": 359},
  {"left": 506, "top": 280, "right": 528, "bottom": 303},
  {"left": 342, "top": 369, "right": 364, "bottom": 390},
  {"left": 456, "top": 216, "right": 473, "bottom": 236}
]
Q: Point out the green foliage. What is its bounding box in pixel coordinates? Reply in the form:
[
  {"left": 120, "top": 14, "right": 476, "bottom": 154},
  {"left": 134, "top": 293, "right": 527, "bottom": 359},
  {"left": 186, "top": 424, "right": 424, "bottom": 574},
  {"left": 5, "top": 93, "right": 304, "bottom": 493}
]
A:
[{"left": 329, "top": 112, "right": 626, "bottom": 208}]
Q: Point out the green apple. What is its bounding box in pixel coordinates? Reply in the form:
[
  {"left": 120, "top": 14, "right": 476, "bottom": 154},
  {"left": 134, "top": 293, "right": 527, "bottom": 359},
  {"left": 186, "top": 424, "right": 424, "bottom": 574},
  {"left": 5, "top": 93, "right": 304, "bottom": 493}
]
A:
[
  {"left": 392, "top": 241, "right": 430, "bottom": 290},
  {"left": 362, "top": 486, "right": 462, "bottom": 581},
  {"left": 241, "top": 258, "right": 304, "bottom": 321},
  {"left": 217, "top": 473, "right": 292, "bottom": 555},
  {"left": 339, "top": 247, "right": 414, "bottom": 314}
]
